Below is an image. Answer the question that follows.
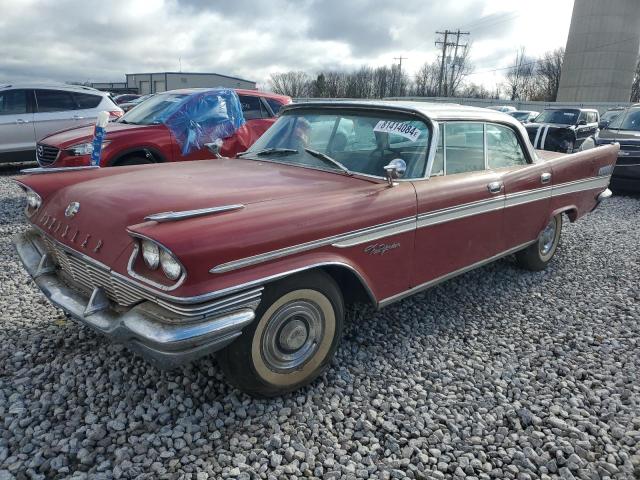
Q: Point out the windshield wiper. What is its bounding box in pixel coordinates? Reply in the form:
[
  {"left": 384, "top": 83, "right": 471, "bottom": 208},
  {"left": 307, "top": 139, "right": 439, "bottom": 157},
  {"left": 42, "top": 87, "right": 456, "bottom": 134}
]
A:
[
  {"left": 304, "top": 148, "right": 351, "bottom": 175},
  {"left": 237, "top": 148, "right": 299, "bottom": 158}
]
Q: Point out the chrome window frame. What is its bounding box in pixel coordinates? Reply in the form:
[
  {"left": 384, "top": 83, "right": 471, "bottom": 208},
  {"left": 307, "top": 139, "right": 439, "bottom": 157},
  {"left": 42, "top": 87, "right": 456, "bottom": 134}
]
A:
[{"left": 433, "top": 120, "right": 533, "bottom": 177}]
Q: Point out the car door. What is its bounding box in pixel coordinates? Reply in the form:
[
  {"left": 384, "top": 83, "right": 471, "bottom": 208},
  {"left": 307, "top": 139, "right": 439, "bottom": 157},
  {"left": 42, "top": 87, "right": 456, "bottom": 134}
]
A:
[
  {"left": 0, "top": 89, "right": 36, "bottom": 162},
  {"left": 33, "top": 89, "right": 81, "bottom": 141},
  {"left": 411, "top": 122, "right": 506, "bottom": 288},
  {"left": 489, "top": 123, "right": 552, "bottom": 248}
]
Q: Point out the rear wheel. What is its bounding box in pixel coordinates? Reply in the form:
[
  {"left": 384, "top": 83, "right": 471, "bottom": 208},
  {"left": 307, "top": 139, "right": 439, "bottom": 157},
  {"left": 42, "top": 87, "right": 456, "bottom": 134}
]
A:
[
  {"left": 516, "top": 214, "right": 562, "bottom": 271},
  {"left": 114, "top": 155, "right": 152, "bottom": 166},
  {"left": 217, "top": 271, "right": 344, "bottom": 397}
]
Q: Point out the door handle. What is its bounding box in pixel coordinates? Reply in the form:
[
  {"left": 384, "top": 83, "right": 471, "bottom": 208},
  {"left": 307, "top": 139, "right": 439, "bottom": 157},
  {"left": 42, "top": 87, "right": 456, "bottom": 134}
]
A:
[
  {"left": 540, "top": 172, "right": 552, "bottom": 184},
  {"left": 487, "top": 181, "right": 503, "bottom": 194},
  {"left": 73, "top": 115, "right": 84, "bottom": 120},
  {"left": 16, "top": 118, "right": 30, "bottom": 124}
]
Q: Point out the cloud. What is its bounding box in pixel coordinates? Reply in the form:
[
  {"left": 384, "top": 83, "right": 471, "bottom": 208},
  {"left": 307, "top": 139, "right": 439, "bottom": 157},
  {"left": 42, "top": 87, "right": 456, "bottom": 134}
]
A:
[{"left": 0, "top": 0, "right": 574, "bottom": 89}]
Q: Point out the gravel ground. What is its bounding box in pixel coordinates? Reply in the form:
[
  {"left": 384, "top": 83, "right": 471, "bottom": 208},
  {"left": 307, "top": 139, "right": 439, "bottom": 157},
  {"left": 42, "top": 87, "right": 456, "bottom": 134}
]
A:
[{"left": 0, "top": 168, "right": 639, "bottom": 480}]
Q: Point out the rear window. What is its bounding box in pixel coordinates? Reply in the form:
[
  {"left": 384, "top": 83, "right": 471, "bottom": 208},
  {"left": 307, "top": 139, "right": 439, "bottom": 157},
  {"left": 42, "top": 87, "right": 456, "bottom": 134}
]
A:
[
  {"left": 35, "top": 89, "right": 76, "bottom": 112},
  {"left": 0, "top": 89, "right": 27, "bottom": 115},
  {"left": 73, "top": 92, "right": 102, "bottom": 109}
]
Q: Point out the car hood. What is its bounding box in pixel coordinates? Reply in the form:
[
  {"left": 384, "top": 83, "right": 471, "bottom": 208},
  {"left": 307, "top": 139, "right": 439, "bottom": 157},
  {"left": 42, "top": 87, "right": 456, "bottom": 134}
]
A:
[
  {"left": 598, "top": 128, "right": 640, "bottom": 143},
  {"left": 525, "top": 123, "right": 575, "bottom": 131},
  {"left": 22, "top": 159, "right": 382, "bottom": 265},
  {"left": 40, "top": 122, "right": 164, "bottom": 149}
]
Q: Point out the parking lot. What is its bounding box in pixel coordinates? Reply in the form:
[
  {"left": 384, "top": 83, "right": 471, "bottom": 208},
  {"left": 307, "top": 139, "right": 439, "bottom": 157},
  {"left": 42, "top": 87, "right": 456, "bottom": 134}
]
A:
[{"left": 0, "top": 165, "right": 639, "bottom": 479}]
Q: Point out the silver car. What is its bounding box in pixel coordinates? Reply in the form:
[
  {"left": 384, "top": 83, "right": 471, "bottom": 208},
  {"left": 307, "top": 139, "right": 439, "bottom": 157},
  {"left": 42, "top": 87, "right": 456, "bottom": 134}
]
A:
[{"left": 0, "top": 83, "right": 123, "bottom": 163}]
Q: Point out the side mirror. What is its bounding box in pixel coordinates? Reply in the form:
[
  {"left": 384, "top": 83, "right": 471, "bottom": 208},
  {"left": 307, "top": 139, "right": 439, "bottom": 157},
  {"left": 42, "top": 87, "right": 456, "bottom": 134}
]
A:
[
  {"left": 204, "top": 140, "right": 223, "bottom": 158},
  {"left": 578, "top": 119, "right": 587, "bottom": 126},
  {"left": 598, "top": 120, "right": 609, "bottom": 129},
  {"left": 383, "top": 158, "right": 406, "bottom": 186}
]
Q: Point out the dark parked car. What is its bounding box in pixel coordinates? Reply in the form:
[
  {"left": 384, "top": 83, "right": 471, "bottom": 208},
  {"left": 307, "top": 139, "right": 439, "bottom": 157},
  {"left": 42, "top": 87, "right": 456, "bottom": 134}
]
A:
[
  {"left": 113, "top": 94, "right": 141, "bottom": 105},
  {"left": 596, "top": 104, "right": 640, "bottom": 192},
  {"left": 525, "top": 108, "right": 599, "bottom": 153}
]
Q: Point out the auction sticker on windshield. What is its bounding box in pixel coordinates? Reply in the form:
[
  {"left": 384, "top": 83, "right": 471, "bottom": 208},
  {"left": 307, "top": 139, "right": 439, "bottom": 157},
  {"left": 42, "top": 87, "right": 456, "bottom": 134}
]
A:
[{"left": 374, "top": 121, "right": 421, "bottom": 141}]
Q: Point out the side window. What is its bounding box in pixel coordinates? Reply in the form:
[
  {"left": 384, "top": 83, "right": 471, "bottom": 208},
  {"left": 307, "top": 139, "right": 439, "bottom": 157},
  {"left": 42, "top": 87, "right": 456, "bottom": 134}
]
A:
[
  {"left": 239, "top": 95, "right": 268, "bottom": 120},
  {"left": 486, "top": 124, "right": 527, "bottom": 169},
  {"left": 35, "top": 90, "right": 76, "bottom": 112},
  {"left": 590, "top": 112, "right": 598, "bottom": 124},
  {"left": 444, "top": 122, "right": 485, "bottom": 175},
  {"left": 0, "top": 90, "right": 27, "bottom": 115},
  {"left": 72, "top": 92, "right": 102, "bottom": 109},
  {"left": 266, "top": 98, "right": 284, "bottom": 115},
  {"left": 578, "top": 111, "right": 587, "bottom": 124}
]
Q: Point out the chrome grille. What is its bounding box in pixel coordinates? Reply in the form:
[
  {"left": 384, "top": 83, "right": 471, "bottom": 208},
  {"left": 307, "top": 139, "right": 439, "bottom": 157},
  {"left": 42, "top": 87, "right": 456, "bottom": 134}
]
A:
[
  {"left": 36, "top": 144, "right": 60, "bottom": 165},
  {"left": 40, "top": 234, "right": 263, "bottom": 319}
]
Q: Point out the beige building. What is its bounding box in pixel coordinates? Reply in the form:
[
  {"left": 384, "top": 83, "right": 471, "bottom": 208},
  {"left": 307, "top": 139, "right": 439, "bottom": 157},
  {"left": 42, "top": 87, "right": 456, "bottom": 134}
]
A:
[
  {"left": 557, "top": 0, "right": 640, "bottom": 102},
  {"left": 125, "top": 72, "right": 256, "bottom": 95}
]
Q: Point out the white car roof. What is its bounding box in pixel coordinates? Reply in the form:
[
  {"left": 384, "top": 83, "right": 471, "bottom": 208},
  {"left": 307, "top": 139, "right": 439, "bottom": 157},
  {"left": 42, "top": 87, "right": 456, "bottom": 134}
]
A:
[{"left": 0, "top": 83, "right": 104, "bottom": 94}]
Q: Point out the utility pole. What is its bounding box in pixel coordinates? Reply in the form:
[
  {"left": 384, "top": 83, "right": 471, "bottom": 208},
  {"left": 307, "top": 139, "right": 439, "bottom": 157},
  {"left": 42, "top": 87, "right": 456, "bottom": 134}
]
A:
[
  {"left": 393, "top": 55, "right": 407, "bottom": 96},
  {"left": 435, "top": 31, "right": 451, "bottom": 97},
  {"left": 448, "top": 29, "right": 469, "bottom": 97},
  {"left": 436, "top": 29, "right": 469, "bottom": 97}
]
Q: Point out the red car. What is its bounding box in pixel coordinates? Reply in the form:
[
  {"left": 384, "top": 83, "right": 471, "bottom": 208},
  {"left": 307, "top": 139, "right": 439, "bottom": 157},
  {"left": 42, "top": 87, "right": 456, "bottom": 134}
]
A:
[
  {"left": 35, "top": 88, "right": 291, "bottom": 167},
  {"left": 15, "top": 101, "right": 617, "bottom": 396}
]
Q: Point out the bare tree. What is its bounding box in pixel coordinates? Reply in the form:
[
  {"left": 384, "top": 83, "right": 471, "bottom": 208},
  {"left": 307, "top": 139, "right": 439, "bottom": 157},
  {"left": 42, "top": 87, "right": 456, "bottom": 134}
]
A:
[
  {"left": 413, "top": 61, "right": 440, "bottom": 96},
  {"left": 631, "top": 57, "right": 640, "bottom": 102},
  {"left": 535, "top": 47, "right": 564, "bottom": 101},
  {"left": 504, "top": 48, "right": 536, "bottom": 100},
  {"left": 269, "top": 71, "right": 311, "bottom": 98}
]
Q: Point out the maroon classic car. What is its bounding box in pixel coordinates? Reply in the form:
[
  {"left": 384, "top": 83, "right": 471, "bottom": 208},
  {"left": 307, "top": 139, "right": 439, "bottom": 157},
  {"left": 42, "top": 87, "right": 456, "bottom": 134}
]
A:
[{"left": 14, "top": 101, "right": 617, "bottom": 396}]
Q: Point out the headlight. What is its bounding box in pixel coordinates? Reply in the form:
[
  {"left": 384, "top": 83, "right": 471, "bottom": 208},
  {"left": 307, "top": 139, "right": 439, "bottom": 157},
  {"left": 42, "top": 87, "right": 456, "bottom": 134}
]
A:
[
  {"left": 141, "top": 240, "right": 160, "bottom": 269},
  {"left": 160, "top": 249, "right": 182, "bottom": 280},
  {"left": 68, "top": 141, "right": 110, "bottom": 156},
  {"left": 26, "top": 190, "right": 41, "bottom": 210}
]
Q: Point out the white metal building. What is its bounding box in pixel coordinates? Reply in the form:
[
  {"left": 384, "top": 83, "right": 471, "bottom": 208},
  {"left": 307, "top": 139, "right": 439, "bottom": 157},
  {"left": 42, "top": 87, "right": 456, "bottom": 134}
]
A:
[{"left": 125, "top": 72, "right": 256, "bottom": 95}]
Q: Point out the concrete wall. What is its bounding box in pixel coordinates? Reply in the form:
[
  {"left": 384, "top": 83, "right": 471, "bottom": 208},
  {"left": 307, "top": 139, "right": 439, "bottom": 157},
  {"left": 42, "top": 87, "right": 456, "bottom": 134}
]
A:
[
  {"left": 126, "top": 73, "right": 256, "bottom": 94},
  {"left": 557, "top": 0, "right": 640, "bottom": 102}
]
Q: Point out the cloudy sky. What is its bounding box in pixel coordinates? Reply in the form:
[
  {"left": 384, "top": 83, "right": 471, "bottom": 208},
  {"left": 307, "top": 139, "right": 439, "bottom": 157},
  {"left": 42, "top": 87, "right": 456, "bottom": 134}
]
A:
[{"left": 0, "top": 0, "right": 575, "bottom": 90}]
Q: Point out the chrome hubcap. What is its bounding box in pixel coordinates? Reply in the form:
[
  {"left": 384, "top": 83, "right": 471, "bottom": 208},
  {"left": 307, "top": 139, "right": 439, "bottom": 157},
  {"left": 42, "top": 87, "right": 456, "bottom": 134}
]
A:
[
  {"left": 262, "top": 300, "right": 324, "bottom": 373},
  {"left": 539, "top": 218, "right": 557, "bottom": 255}
]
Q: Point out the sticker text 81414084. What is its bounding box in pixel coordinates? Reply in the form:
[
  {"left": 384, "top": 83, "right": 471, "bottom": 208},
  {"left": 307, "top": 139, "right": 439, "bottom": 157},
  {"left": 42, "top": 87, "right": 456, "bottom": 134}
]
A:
[{"left": 373, "top": 121, "right": 421, "bottom": 142}]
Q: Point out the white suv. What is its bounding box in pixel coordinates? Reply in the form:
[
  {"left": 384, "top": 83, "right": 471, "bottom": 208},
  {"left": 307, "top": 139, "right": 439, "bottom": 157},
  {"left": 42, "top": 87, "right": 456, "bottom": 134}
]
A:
[{"left": 0, "top": 83, "right": 123, "bottom": 164}]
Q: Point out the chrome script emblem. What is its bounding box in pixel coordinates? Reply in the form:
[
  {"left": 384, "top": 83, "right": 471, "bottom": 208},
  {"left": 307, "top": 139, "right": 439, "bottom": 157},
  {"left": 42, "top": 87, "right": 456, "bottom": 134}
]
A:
[
  {"left": 65, "top": 202, "right": 80, "bottom": 218},
  {"left": 364, "top": 242, "right": 400, "bottom": 255}
]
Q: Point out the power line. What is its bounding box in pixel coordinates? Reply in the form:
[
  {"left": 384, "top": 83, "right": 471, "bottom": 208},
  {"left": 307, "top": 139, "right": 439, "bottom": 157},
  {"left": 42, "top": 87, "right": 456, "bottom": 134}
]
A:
[{"left": 467, "top": 34, "right": 640, "bottom": 77}]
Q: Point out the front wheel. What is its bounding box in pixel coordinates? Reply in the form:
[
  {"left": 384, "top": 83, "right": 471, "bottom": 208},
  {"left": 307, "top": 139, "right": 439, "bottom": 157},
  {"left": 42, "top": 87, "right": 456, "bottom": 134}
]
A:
[
  {"left": 516, "top": 214, "right": 563, "bottom": 271},
  {"left": 217, "top": 271, "right": 344, "bottom": 397}
]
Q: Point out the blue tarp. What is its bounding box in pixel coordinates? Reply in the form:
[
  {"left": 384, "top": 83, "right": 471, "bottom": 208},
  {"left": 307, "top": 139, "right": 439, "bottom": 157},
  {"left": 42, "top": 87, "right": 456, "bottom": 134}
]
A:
[{"left": 161, "top": 88, "right": 245, "bottom": 156}]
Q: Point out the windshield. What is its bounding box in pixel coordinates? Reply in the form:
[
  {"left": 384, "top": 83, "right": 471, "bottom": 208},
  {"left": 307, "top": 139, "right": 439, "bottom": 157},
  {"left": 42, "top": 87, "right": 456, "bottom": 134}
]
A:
[
  {"left": 600, "top": 109, "right": 622, "bottom": 123},
  {"left": 118, "top": 93, "right": 188, "bottom": 125},
  {"left": 607, "top": 107, "right": 640, "bottom": 131},
  {"left": 509, "top": 112, "right": 529, "bottom": 120},
  {"left": 243, "top": 110, "right": 432, "bottom": 179},
  {"left": 534, "top": 109, "right": 579, "bottom": 125}
]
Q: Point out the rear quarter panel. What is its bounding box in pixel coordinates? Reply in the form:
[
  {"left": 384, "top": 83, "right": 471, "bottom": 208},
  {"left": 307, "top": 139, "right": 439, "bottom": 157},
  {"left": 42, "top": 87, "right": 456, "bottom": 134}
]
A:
[{"left": 541, "top": 144, "right": 618, "bottom": 221}]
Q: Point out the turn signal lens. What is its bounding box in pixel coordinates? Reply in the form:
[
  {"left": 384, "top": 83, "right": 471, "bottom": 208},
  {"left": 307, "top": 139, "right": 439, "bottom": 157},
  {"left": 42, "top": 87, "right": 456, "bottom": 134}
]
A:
[
  {"left": 141, "top": 240, "right": 160, "bottom": 270},
  {"left": 160, "top": 249, "right": 182, "bottom": 280}
]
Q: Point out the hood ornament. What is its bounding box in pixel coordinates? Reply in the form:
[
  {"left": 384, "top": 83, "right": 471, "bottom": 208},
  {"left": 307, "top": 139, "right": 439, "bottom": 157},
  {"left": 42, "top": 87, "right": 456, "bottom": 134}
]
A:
[{"left": 65, "top": 202, "right": 80, "bottom": 218}]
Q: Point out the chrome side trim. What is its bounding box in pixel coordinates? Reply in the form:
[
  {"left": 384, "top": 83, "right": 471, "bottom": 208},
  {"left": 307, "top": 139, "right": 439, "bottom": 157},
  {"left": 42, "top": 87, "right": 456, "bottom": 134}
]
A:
[
  {"left": 504, "top": 186, "right": 552, "bottom": 208},
  {"left": 378, "top": 240, "right": 536, "bottom": 308},
  {"left": 20, "top": 166, "right": 100, "bottom": 175},
  {"left": 417, "top": 196, "right": 503, "bottom": 229},
  {"left": 144, "top": 204, "right": 245, "bottom": 223},
  {"left": 551, "top": 176, "right": 610, "bottom": 197},
  {"left": 210, "top": 216, "right": 415, "bottom": 273},
  {"left": 331, "top": 218, "right": 416, "bottom": 248}
]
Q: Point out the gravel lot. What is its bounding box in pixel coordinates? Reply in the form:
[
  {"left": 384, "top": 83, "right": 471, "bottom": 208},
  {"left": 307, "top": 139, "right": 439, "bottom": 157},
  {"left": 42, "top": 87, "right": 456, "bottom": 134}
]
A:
[{"left": 0, "top": 168, "right": 639, "bottom": 479}]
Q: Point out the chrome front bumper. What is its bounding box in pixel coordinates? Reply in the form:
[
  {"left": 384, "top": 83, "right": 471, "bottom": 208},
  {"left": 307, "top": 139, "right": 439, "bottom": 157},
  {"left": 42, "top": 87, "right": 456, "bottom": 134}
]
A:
[
  {"left": 15, "top": 230, "right": 257, "bottom": 369},
  {"left": 597, "top": 188, "right": 612, "bottom": 203}
]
